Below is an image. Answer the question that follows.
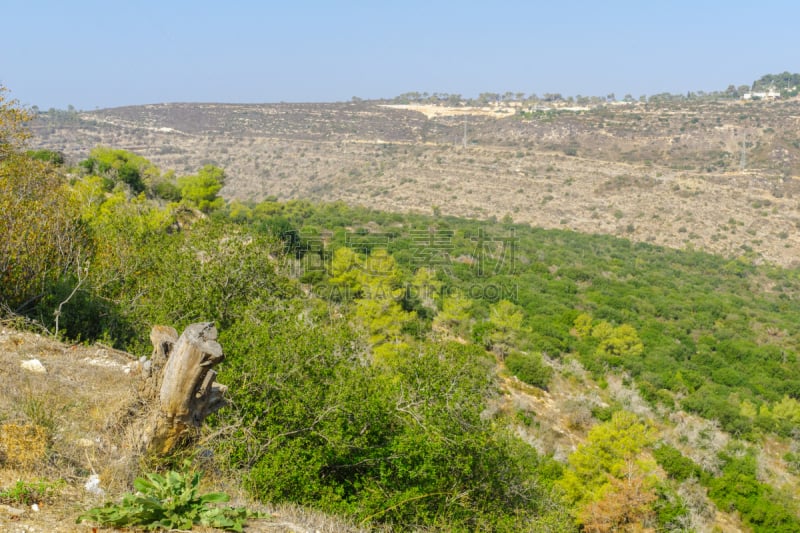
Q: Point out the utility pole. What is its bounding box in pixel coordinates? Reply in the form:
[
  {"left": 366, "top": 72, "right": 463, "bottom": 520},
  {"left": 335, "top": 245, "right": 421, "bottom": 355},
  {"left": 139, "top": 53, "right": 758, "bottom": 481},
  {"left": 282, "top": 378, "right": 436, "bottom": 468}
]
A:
[{"left": 462, "top": 115, "right": 467, "bottom": 149}]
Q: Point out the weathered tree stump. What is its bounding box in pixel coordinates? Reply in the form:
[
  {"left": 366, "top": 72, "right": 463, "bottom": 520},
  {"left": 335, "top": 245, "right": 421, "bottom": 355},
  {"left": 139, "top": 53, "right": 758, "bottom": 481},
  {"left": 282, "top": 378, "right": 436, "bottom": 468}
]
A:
[
  {"left": 136, "top": 325, "right": 178, "bottom": 401},
  {"left": 142, "top": 322, "right": 229, "bottom": 455}
]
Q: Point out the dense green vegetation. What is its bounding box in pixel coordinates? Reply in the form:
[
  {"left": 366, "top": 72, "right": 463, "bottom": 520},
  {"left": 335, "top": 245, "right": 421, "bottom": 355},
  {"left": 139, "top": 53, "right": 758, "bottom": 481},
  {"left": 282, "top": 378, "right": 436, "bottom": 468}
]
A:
[
  {"left": 4, "top": 87, "right": 800, "bottom": 529},
  {"left": 219, "top": 317, "right": 564, "bottom": 529},
  {"left": 230, "top": 197, "right": 800, "bottom": 440},
  {"left": 753, "top": 71, "right": 800, "bottom": 96},
  {"left": 707, "top": 445, "right": 800, "bottom": 532}
]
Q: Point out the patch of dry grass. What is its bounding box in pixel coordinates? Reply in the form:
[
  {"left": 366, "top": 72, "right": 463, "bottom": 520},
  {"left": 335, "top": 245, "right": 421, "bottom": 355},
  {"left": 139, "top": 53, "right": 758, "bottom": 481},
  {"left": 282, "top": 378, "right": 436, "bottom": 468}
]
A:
[
  {"left": 0, "top": 423, "right": 47, "bottom": 470},
  {"left": 0, "top": 327, "right": 144, "bottom": 530}
]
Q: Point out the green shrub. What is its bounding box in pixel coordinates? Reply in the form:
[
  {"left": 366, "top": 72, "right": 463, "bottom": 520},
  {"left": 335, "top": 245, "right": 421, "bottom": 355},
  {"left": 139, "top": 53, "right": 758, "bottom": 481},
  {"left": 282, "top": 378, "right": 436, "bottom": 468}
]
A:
[
  {"left": 653, "top": 444, "right": 703, "bottom": 481},
  {"left": 216, "top": 309, "right": 565, "bottom": 529},
  {"left": 26, "top": 149, "right": 64, "bottom": 166},
  {"left": 707, "top": 450, "right": 800, "bottom": 533},
  {"left": 653, "top": 483, "right": 690, "bottom": 531},
  {"left": 591, "top": 403, "right": 619, "bottom": 422},
  {"left": 505, "top": 351, "right": 553, "bottom": 389},
  {"left": 152, "top": 179, "right": 182, "bottom": 201}
]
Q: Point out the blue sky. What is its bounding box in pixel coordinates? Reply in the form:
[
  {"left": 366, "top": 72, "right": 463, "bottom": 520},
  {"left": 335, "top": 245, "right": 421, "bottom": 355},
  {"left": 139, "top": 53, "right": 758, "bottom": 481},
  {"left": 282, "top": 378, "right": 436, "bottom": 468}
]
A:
[{"left": 1, "top": 0, "right": 797, "bottom": 109}]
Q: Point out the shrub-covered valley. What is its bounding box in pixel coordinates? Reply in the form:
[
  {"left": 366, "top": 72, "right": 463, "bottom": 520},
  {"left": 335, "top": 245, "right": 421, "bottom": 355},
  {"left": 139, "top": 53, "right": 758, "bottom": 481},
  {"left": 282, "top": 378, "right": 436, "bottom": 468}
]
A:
[{"left": 4, "top": 85, "right": 800, "bottom": 531}]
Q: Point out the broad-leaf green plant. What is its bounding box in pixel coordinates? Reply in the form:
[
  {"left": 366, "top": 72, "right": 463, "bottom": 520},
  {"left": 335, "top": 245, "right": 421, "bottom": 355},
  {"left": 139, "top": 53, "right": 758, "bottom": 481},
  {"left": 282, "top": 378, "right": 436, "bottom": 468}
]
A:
[{"left": 78, "top": 464, "right": 262, "bottom": 532}]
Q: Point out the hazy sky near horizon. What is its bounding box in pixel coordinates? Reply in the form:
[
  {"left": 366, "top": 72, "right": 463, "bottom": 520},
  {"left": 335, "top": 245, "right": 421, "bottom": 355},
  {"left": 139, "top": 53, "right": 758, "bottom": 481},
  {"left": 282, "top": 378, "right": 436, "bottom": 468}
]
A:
[{"left": 2, "top": 0, "right": 797, "bottom": 110}]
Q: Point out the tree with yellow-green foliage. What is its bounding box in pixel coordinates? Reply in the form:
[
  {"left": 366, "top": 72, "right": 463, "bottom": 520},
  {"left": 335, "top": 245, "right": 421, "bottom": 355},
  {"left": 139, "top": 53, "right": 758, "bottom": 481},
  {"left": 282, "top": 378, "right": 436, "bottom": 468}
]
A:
[
  {"left": 355, "top": 296, "right": 415, "bottom": 359},
  {"left": 80, "top": 146, "right": 162, "bottom": 195},
  {"left": 0, "top": 87, "right": 30, "bottom": 159},
  {"left": 409, "top": 266, "right": 440, "bottom": 314},
  {"left": 573, "top": 313, "right": 593, "bottom": 338},
  {"left": 771, "top": 395, "right": 800, "bottom": 425},
  {"left": 353, "top": 249, "right": 416, "bottom": 360},
  {"left": 0, "top": 86, "right": 87, "bottom": 312},
  {"left": 178, "top": 164, "right": 226, "bottom": 213},
  {"left": 328, "top": 247, "right": 364, "bottom": 298},
  {"left": 227, "top": 200, "right": 253, "bottom": 223},
  {"left": 740, "top": 398, "right": 758, "bottom": 419},
  {"left": 559, "top": 411, "right": 657, "bottom": 513},
  {"left": 77, "top": 189, "right": 175, "bottom": 298},
  {"left": 328, "top": 247, "right": 416, "bottom": 360},
  {"left": 486, "top": 299, "right": 525, "bottom": 355},
  {"left": 433, "top": 290, "right": 473, "bottom": 339},
  {"left": 593, "top": 321, "right": 644, "bottom": 359}
]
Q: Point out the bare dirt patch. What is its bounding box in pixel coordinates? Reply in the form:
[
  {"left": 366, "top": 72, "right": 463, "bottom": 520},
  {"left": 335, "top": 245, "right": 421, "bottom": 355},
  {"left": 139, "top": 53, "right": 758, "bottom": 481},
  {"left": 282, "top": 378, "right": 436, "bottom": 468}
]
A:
[{"left": 380, "top": 103, "right": 517, "bottom": 119}]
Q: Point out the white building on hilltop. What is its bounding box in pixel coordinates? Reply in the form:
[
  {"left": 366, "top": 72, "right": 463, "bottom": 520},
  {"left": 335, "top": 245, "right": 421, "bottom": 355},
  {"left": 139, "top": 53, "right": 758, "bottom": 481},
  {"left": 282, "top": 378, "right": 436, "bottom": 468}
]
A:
[{"left": 742, "top": 87, "right": 781, "bottom": 100}]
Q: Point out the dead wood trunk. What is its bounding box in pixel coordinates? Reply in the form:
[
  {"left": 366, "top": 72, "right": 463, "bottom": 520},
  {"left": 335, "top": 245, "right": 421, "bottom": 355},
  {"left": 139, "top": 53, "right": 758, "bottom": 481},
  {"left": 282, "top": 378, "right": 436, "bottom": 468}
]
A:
[
  {"left": 137, "top": 325, "right": 178, "bottom": 402},
  {"left": 143, "top": 322, "right": 229, "bottom": 455}
]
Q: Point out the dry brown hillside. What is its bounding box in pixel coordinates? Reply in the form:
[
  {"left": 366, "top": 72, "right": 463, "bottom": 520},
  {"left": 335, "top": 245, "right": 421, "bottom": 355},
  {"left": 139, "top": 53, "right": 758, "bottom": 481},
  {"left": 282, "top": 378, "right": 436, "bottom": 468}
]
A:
[{"left": 31, "top": 98, "right": 800, "bottom": 267}]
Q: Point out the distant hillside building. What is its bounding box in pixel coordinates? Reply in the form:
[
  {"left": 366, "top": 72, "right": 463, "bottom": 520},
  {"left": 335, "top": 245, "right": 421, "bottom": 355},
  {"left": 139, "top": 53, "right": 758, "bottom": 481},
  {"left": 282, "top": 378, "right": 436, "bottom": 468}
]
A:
[{"left": 742, "top": 87, "right": 781, "bottom": 100}]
